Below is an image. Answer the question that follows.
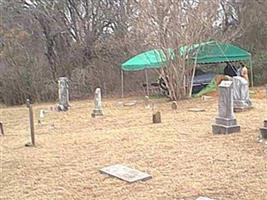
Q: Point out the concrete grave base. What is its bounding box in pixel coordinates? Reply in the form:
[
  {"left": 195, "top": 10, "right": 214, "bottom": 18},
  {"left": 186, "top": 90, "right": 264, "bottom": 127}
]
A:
[
  {"left": 91, "top": 109, "right": 103, "bottom": 118},
  {"left": 213, "top": 117, "right": 240, "bottom": 134},
  {"left": 215, "top": 117, "right": 237, "bottom": 126},
  {"left": 212, "top": 124, "right": 241, "bottom": 134},
  {"left": 234, "top": 105, "right": 253, "bottom": 113}
]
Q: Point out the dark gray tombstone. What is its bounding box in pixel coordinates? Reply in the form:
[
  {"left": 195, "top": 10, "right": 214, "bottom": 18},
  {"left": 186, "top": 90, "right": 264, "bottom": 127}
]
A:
[
  {"left": 153, "top": 111, "right": 161, "bottom": 123},
  {"left": 260, "top": 120, "right": 267, "bottom": 139},
  {"left": 0, "top": 121, "right": 4, "bottom": 136},
  {"left": 91, "top": 88, "right": 103, "bottom": 117},
  {"left": 57, "top": 77, "right": 70, "bottom": 111},
  {"left": 233, "top": 76, "right": 252, "bottom": 112},
  {"left": 212, "top": 81, "right": 240, "bottom": 134},
  {"left": 258, "top": 84, "right": 267, "bottom": 144}
]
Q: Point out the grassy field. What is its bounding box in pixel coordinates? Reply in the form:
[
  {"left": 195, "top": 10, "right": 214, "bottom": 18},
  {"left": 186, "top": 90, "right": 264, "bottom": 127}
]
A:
[{"left": 0, "top": 91, "right": 267, "bottom": 200}]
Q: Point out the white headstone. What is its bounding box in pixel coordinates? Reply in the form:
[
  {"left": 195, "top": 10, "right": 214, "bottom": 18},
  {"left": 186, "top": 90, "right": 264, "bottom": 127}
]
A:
[
  {"left": 58, "top": 77, "right": 70, "bottom": 111},
  {"left": 233, "top": 76, "right": 251, "bottom": 109},
  {"left": 91, "top": 88, "right": 103, "bottom": 117},
  {"left": 144, "top": 96, "right": 150, "bottom": 109}
]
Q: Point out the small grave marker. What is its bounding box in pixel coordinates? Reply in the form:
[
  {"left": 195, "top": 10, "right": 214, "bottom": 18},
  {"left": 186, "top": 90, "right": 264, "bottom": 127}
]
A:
[
  {"left": 171, "top": 101, "right": 178, "bottom": 110},
  {"left": 258, "top": 85, "right": 267, "bottom": 145},
  {"left": 0, "top": 121, "right": 4, "bottom": 136},
  {"left": 153, "top": 111, "right": 161, "bottom": 123},
  {"left": 123, "top": 101, "right": 137, "bottom": 107},
  {"left": 100, "top": 164, "right": 152, "bottom": 183},
  {"left": 196, "top": 197, "right": 215, "bottom": 200},
  {"left": 188, "top": 108, "right": 205, "bottom": 112},
  {"left": 144, "top": 96, "right": 150, "bottom": 109}
]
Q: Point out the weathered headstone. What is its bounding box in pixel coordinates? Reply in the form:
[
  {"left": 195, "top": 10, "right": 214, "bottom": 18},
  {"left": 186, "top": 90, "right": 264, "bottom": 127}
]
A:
[
  {"left": 233, "top": 76, "right": 252, "bottom": 112},
  {"left": 38, "top": 110, "right": 46, "bottom": 124},
  {"left": 57, "top": 77, "right": 70, "bottom": 111},
  {"left": 91, "top": 88, "right": 103, "bottom": 117},
  {"left": 212, "top": 81, "right": 241, "bottom": 134},
  {"left": 0, "top": 121, "right": 4, "bottom": 136},
  {"left": 153, "top": 111, "right": 161, "bottom": 123},
  {"left": 258, "top": 120, "right": 267, "bottom": 146},
  {"left": 144, "top": 96, "right": 150, "bottom": 109},
  {"left": 100, "top": 164, "right": 152, "bottom": 183},
  {"left": 258, "top": 84, "right": 267, "bottom": 145},
  {"left": 171, "top": 101, "right": 178, "bottom": 110}
]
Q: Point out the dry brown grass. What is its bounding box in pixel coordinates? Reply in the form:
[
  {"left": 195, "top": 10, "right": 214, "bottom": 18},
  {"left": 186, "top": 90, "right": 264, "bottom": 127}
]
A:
[{"left": 0, "top": 92, "right": 267, "bottom": 200}]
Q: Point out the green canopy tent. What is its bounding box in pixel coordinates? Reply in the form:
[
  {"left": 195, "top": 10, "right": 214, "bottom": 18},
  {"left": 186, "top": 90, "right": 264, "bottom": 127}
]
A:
[
  {"left": 120, "top": 49, "right": 173, "bottom": 97},
  {"left": 120, "top": 41, "right": 253, "bottom": 97},
  {"left": 180, "top": 41, "right": 253, "bottom": 96}
]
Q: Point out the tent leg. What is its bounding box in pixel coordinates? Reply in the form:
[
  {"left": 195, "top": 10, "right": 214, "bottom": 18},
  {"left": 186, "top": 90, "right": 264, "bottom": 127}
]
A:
[
  {"left": 121, "top": 70, "right": 124, "bottom": 98},
  {"left": 145, "top": 69, "right": 149, "bottom": 96},
  {"left": 249, "top": 58, "right": 254, "bottom": 87},
  {"left": 189, "top": 62, "right": 197, "bottom": 98}
]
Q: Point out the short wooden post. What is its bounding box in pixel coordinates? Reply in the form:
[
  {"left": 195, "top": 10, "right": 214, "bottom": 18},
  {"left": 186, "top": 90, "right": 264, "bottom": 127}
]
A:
[
  {"left": 0, "top": 121, "right": 4, "bottom": 136},
  {"left": 26, "top": 99, "right": 35, "bottom": 146}
]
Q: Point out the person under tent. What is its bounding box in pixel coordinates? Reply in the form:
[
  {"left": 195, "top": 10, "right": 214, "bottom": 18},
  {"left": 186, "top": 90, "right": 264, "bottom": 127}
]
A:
[
  {"left": 223, "top": 62, "right": 238, "bottom": 77},
  {"left": 239, "top": 62, "right": 249, "bottom": 82}
]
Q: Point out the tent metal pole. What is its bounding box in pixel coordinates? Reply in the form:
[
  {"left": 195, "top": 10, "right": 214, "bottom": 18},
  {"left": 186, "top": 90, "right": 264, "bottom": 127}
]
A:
[
  {"left": 249, "top": 58, "right": 254, "bottom": 87},
  {"left": 189, "top": 53, "right": 199, "bottom": 98},
  {"left": 121, "top": 70, "right": 124, "bottom": 98},
  {"left": 145, "top": 69, "right": 149, "bottom": 96},
  {"left": 189, "top": 63, "right": 197, "bottom": 98}
]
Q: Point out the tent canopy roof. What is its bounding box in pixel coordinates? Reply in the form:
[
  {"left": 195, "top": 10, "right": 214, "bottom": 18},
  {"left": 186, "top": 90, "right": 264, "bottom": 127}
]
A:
[
  {"left": 121, "top": 49, "right": 174, "bottom": 71},
  {"left": 121, "top": 41, "right": 251, "bottom": 71},
  {"left": 180, "top": 41, "right": 251, "bottom": 64}
]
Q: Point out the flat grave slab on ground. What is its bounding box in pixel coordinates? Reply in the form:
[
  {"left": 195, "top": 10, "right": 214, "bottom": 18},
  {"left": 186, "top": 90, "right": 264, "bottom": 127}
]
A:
[
  {"left": 196, "top": 197, "right": 214, "bottom": 200},
  {"left": 100, "top": 164, "right": 152, "bottom": 183},
  {"left": 188, "top": 108, "right": 206, "bottom": 112}
]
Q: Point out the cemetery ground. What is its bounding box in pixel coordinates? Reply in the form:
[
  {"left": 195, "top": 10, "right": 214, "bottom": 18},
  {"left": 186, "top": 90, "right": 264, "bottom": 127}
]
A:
[{"left": 1, "top": 89, "right": 267, "bottom": 200}]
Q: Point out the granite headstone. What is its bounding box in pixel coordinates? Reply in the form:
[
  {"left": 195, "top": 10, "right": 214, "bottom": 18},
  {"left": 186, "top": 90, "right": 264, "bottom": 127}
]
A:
[
  {"left": 57, "top": 77, "right": 70, "bottom": 111},
  {"left": 212, "top": 81, "right": 241, "bottom": 134}
]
